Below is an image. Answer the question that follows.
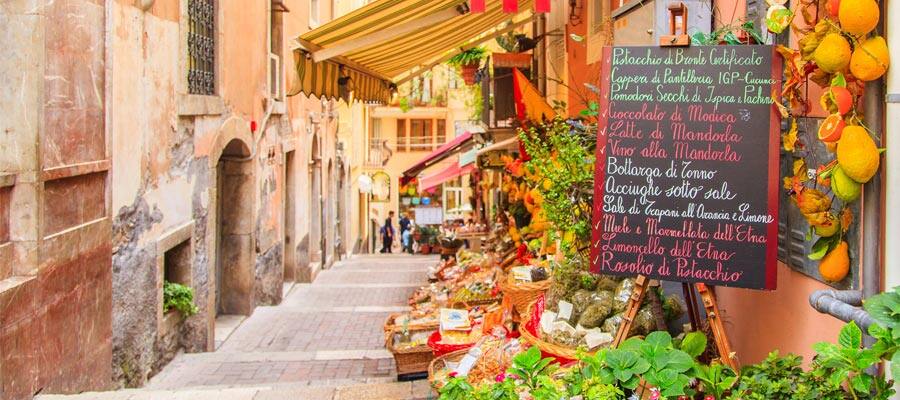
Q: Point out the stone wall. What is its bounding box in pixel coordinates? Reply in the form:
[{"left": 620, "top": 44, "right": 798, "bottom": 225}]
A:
[{"left": 0, "top": 0, "right": 113, "bottom": 398}]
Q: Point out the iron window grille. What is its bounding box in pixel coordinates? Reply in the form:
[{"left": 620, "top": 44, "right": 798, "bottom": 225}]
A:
[{"left": 188, "top": 0, "right": 216, "bottom": 95}]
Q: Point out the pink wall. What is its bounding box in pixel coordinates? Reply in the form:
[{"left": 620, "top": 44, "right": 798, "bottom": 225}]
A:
[{"left": 717, "top": 262, "right": 846, "bottom": 365}]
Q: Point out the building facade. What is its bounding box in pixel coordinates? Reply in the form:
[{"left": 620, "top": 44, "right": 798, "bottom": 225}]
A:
[{"left": 0, "top": 0, "right": 354, "bottom": 396}]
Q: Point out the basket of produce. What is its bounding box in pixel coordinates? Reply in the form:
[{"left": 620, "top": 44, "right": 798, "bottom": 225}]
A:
[
  {"left": 386, "top": 326, "right": 437, "bottom": 376},
  {"left": 383, "top": 311, "right": 439, "bottom": 334},
  {"left": 428, "top": 333, "right": 522, "bottom": 389},
  {"left": 499, "top": 266, "right": 552, "bottom": 315},
  {"left": 427, "top": 329, "right": 481, "bottom": 357}
]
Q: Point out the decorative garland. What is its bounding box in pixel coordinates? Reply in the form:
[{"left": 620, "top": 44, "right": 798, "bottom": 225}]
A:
[{"left": 772, "top": 0, "right": 889, "bottom": 283}]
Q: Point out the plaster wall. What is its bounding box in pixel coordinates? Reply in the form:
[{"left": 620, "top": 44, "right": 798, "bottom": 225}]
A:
[
  {"left": 107, "top": 0, "right": 327, "bottom": 387},
  {"left": 0, "top": 1, "right": 113, "bottom": 398}
]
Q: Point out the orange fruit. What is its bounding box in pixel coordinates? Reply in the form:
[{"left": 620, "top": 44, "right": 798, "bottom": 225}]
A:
[
  {"left": 839, "top": 0, "right": 879, "bottom": 37},
  {"left": 850, "top": 36, "right": 891, "bottom": 81},
  {"left": 813, "top": 33, "right": 852, "bottom": 73},
  {"left": 826, "top": 0, "right": 841, "bottom": 18},
  {"left": 819, "top": 241, "right": 850, "bottom": 282},
  {"left": 837, "top": 125, "right": 880, "bottom": 183},
  {"left": 829, "top": 86, "right": 853, "bottom": 114},
  {"left": 818, "top": 113, "right": 845, "bottom": 142}
]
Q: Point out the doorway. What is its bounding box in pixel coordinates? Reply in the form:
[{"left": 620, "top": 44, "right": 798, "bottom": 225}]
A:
[
  {"left": 283, "top": 151, "right": 297, "bottom": 282},
  {"left": 309, "top": 134, "right": 323, "bottom": 266},
  {"left": 215, "top": 139, "right": 254, "bottom": 317},
  {"left": 335, "top": 163, "right": 346, "bottom": 259}
]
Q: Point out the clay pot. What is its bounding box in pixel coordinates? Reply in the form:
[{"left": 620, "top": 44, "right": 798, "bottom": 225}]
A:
[{"left": 460, "top": 63, "right": 479, "bottom": 85}]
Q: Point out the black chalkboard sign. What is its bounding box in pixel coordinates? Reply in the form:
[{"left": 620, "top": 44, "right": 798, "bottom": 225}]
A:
[{"left": 590, "top": 46, "right": 781, "bottom": 290}]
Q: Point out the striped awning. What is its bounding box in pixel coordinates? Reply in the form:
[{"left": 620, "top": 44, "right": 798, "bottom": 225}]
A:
[{"left": 289, "top": 0, "right": 534, "bottom": 103}]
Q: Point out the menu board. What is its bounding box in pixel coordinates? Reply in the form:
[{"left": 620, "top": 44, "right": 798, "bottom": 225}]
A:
[{"left": 590, "top": 46, "right": 781, "bottom": 290}]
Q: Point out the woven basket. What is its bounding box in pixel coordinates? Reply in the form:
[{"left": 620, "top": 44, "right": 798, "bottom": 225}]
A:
[
  {"left": 386, "top": 327, "right": 437, "bottom": 376},
  {"left": 499, "top": 275, "right": 552, "bottom": 315},
  {"left": 517, "top": 301, "right": 599, "bottom": 362},
  {"left": 383, "top": 312, "right": 439, "bottom": 335},
  {"left": 427, "top": 348, "right": 469, "bottom": 388},
  {"left": 448, "top": 297, "right": 501, "bottom": 309}
]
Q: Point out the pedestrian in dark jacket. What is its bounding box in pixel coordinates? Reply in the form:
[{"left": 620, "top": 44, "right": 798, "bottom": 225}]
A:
[{"left": 380, "top": 211, "right": 395, "bottom": 253}]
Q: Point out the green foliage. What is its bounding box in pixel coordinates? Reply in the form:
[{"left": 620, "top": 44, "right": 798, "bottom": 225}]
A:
[
  {"left": 694, "top": 362, "right": 738, "bottom": 399},
  {"left": 447, "top": 47, "right": 487, "bottom": 67},
  {"left": 438, "top": 376, "right": 475, "bottom": 400},
  {"left": 466, "top": 83, "right": 484, "bottom": 120},
  {"left": 507, "top": 346, "right": 558, "bottom": 390},
  {"left": 163, "top": 281, "right": 198, "bottom": 316},
  {"left": 398, "top": 97, "right": 412, "bottom": 112},
  {"left": 518, "top": 117, "right": 596, "bottom": 254},
  {"left": 812, "top": 322, "right": 894, "bottom": 399}
]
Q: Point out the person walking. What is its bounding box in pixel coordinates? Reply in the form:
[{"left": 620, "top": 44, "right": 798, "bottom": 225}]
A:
[
  {"left": 399, "top": 213, "right": 412, "bottom": 254},
  {"left": 380, "top": 211, "right": 395, "bottom": 253}
]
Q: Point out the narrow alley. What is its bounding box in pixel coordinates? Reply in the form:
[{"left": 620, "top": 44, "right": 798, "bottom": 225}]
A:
[{"left": 37, "top": 255, "right": 437, "bottom": 400}]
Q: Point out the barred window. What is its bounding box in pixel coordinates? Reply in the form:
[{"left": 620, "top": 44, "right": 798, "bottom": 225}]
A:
[{"left": 188, "top": 0, "right": 216, "bottom": 95}]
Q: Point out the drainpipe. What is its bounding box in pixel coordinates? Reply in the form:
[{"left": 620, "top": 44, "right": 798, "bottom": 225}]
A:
[
  {"left": 808, "top": 289, "right": 875, "bottom": 332},
  {"left": 859, "top": 0, "right": 886, "bottom": 347},
  {"left": 222, "top": 98, "right": 276, "bottom": 162}
]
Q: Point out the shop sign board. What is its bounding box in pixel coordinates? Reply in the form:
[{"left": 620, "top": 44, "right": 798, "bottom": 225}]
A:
[{"left": 590, "top": 45, "right": 782, "bottom": 290}]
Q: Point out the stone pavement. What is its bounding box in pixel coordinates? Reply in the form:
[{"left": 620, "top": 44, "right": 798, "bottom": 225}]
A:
[{"left": 37, "top": 254, "right": 439, "bottom": 400}]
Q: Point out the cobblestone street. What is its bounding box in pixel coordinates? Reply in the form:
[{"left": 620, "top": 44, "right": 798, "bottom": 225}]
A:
[{"left": 38, "top": 255, "right": 437, "bottom": 400}]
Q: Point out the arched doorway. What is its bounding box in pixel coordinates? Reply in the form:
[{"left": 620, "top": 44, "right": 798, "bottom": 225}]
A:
[
  {"left": 283, "top": 150, "right": 297, "bottom": 282},
  {"left": 215, "top": 139, "right": 254, "bottom": 316},
  {"left": 309, "top": 134, "right": 323, "bottom": 267},
  {"left": 335, "top": 161, "right": 346, "bottom": 259}
]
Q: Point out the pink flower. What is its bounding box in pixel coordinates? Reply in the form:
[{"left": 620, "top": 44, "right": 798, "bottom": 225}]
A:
[
  {"left": 449, "top": 371, "right": 458, "bottom": 378},
  {"left": 495, "top": 373, "right": 506, "bottom": 382},
  {"left": 649, "top": 388, "right": 661, "bottom": 400}
]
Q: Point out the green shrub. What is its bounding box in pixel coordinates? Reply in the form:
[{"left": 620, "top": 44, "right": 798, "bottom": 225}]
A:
[{"left": 163, "top": 281, "right": 198, "bottom": 317}]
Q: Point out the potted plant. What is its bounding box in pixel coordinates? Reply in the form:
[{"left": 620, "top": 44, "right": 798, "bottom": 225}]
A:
[{"left": 447, "top": 47, "right": 487, "bottom": 85}]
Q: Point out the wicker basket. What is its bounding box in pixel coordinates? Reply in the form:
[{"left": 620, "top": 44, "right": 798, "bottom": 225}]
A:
[
  {"left": 383, "top": 312, "right": 439, "bottom": 335},
  {"left": 517, "top": 301, "right": 600, "bottom": 361},
  {"left": 499, "top": 275, "right": 552, "bottom": 315},
  {"left": 386, "top": 327, "right": 437, "bottom": 376},
  {"left": 427, "top": 348, "right": 469, "bottom": 388}
]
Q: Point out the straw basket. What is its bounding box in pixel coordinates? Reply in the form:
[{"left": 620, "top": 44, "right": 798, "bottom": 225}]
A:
[
  {"left": 499, "top": 275, "right": 552, "bottom": 315},
  {"left": 517, "top": 301, "right": 599, "bottom": 361},
  {"left": 383, "top": 313, "right": 438, "bottom": 335},
  {"left": 385, "top": 326, "right": 437, "bottom": 376},
  {"left": 427, "top": 348, "right": 469, "bottom": 388}
]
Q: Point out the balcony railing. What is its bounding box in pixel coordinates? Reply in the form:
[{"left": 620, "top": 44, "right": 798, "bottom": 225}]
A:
[{"left": 481, "top": 54, "right": 533, "bottom": 130}]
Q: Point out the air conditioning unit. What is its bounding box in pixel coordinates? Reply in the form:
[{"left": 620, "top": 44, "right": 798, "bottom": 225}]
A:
[{"left": 268, "top": 53, "right": 282, "bottom": 100}]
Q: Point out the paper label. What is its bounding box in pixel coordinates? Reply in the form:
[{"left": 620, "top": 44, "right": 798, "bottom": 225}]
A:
[{"left": 557, "top": 300, "right": 573, "bottom": 321}]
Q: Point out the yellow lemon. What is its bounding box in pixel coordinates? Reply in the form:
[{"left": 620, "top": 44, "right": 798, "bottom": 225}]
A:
[
  {"left": 836, "top": 126, "right": 880, "bottom": 183},
  {"left": 849, "top": 36, "right": 890, "bottom": 81},
  {"left": 814, "top": 33, "right": 852, "bottom": 73},
  {"left": 830, "top": 165, "right": 862, "bottom": 202},
  {"left": 838, "top": 0, "right": 879, "bottom": 37}
]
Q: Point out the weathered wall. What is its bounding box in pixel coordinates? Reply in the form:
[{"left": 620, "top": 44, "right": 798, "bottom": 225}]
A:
[
  {"left": 0, "top": 1, "right": 113, "bottom": 398},
  {"left": 108, "top": 0, "right": 301, "bottom": 387}
]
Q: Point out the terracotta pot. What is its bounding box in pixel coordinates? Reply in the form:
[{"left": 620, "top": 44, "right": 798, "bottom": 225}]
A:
[
  {"left": 420, "top": 244, "right": 431, "bottom": 254},
  {"left": 460, "top": 63, "right": 479, "bottom": 85}
]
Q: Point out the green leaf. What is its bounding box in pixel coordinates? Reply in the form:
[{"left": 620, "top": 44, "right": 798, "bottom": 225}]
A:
[
  {"left": 831, "top": 73, "right": 847, "bottom": 88},
  {"left": 632, "top": 357, "right": 651, "bottom": 375},
  {"left": 839, "top": 322, "right": 863, "bottom": 349},
  {"left": 646, "top": 331, "right": 673, "bottom": 349},
  {"left": 863, "top": 289, "right": 900, "bottom": 329},
  {"left": 828, "top": 369, "right": 847, "bottom": 387},
  {"left": 808, "top": 237, "right": 832, "bottom": 260},
  {"left": 680, "top": 331, "right": 707, "bottom": 358},
  {"left": 892, "top": 352, "right": 900, "bottom": 384},
  {"left": 666, "top": 350, "right": 696, "bottom": 373},
  {"left": 619, "top": 337, "right": 643, "bottom": 352},
  {"left": 851, "top": 373, "right": 873, "bottom": 394}
]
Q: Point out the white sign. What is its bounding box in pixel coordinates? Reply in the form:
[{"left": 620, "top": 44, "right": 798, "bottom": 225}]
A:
[
  {"left": 414, "top": 207, "right": 443, "bottom": 225},
  {"left": 458, "top": 149, "right": 477, "bottom": 167}
]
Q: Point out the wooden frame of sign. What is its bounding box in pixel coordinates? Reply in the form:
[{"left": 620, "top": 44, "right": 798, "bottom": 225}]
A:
[{"left": 597, "top": 8, "right": 782, "bottom": 372}]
